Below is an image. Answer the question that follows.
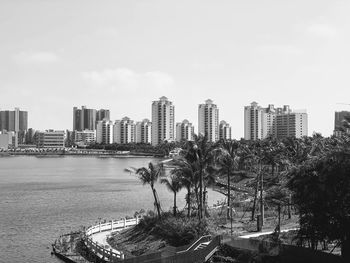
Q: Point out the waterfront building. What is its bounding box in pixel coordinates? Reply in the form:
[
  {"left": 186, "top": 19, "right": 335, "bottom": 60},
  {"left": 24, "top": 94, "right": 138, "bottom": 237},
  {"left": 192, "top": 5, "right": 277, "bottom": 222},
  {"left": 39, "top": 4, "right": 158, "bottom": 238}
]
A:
[
  {"left": 219, "top": 120, "right": 232, "bottom": 140},
  {"left": 73, "top": 130, "right": 96, "bottom": 146},
  {"left": 73, "top": 106, "right": 99, "bottom": 131},
  {"left": 96, "top": 109, "right": 110, "bottom": 122},
  {"left": 0, "top": 107, "right": 28, "bottom": 132},
  {"left": 96, "top": 119, "right": 113, "bottom": 144},
  {"left": 135, "top": 119, "right": 152, "bottom": 144},
  {"left": 36, "top": 130, "right": 65, "bottom": 148},
  {"left": 0, "top": 107, "right": 28, "bottom": 147},
  {"left": 198, "top": 99, "right": 219, "bottom": 142},
  {"left": 176, "top": 119, "right": 194, "bottom": 142},
  {"left": 25, "top": 128, "right": 36, "bottom": 144},
  {"left": 0, "top": 131, "right": 14, "bottom": 150},
  {"left": 334, "top": 111, "right": 350, "bottom": 136},
  {"left": 113, "top": 117, "right": 136, "bottom": 144},
  {"left": 244, "top": 102, "right": 308, "bottom": 140},
  {"left": 151, "top": 96, "right": 175, "bottom": 146}
]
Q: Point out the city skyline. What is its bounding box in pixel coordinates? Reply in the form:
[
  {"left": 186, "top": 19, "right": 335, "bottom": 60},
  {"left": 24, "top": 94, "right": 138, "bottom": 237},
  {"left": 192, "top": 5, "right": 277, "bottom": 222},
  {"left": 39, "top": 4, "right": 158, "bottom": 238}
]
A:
[{"left": 2, "top": 1, "right": 350, "bottom": 138}]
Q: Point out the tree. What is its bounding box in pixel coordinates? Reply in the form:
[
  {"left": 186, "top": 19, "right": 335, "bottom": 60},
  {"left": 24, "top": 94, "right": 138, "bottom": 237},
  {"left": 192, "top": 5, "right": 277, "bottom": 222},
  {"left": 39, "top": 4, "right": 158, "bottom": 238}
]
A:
[
  {"left": 126, "top": 162, "right": 164, "bottom": 219},
  {"left": 288, "top": 146, "right": 350, "bottom": 260},
  {"left": 215, "top": 139, "right": 241, "bottom": 219},
  {"left": 170, "top": 158, "right": 198, "bottom": 217},
  {"left": 187, "top": 134, "right": 215, "bottom": 221},
  {"left": 161, "top": 174, "right": 183, "bottom": 216}
]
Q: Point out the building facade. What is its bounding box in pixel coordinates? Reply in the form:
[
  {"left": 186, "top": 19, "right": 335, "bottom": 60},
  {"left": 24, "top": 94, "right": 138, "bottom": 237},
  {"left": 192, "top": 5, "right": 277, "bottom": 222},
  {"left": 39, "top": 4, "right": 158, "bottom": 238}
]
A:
[
  {"left": 176, "top": 119, "right": 194, "bottom": 142},
  {"left": 96, "top": 119, "right": 113, "bottom": 144},
  {"left": 135, "top": 119, "right": 152, "bottom": 144},
  {"left": 0, "top": 108, "right": 28, "bottom": 132},
  {"left": 219, "top": 120, "right": 232, "bottom": 140},
  {"left": 74, "top": 130, "right": 96, "bottom": 146},
  {"left": 36, "top": 130, "right": 65, "bottom": 148},
  {"left": 276, "top": 111, "right": 308, "bottom": 139},
  {"left": 244, "top": 102, "right": 308, "bottom": 140},
  {"left": 151, "top": 96, "right": 175, "bottom": 146},
  {"left": 198, "top": 99, "right": 219, "bottom": 142},
  {"left": 334, "top": 111, "right": 350, "bottom": 136},
  {"left": 113, "top": 117, "right": 136, "bottom": 144},
  {"left": 244, "top": 102, "right": 263, "bottom": 140},
  {"left": 96, "top": 109, "right": 110, "bottom": 122}
]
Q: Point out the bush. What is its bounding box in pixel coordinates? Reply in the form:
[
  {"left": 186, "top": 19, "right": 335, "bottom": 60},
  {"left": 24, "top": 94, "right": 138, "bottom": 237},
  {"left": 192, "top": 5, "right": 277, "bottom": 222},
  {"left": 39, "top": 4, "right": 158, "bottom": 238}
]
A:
[{"left": 135, "top": 212, "right": 209, "bottom": 247}]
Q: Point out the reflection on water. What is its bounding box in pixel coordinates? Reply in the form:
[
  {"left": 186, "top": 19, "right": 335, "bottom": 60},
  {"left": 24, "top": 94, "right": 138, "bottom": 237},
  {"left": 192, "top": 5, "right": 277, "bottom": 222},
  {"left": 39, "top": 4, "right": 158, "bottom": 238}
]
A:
[{"left": 0, "top": 156, "right": 223, "bottom": 263}]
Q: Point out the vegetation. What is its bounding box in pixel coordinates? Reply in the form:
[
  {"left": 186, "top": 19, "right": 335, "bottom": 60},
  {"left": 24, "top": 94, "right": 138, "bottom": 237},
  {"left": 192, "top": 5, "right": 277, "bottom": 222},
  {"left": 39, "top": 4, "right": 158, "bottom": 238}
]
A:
[{"left": 125, "top": 133, "right": 350, "bottom": 259}]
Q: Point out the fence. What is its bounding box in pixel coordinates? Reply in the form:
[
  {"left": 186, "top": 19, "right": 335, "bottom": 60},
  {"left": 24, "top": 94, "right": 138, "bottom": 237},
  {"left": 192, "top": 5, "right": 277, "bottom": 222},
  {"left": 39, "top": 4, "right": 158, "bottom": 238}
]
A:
[
  {"left": 84, "top": 217, "right": 140, "bottom": 262},
  {"left": 84, "top": 218, "right": 221, "bottom": 263}
]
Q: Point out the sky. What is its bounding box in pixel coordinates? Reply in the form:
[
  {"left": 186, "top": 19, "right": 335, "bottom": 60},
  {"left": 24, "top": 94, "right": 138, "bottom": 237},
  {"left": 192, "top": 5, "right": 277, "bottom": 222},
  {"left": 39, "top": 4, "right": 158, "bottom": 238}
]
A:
[{"left": 1, "top": 0, "right": 350, "bottom": 139}]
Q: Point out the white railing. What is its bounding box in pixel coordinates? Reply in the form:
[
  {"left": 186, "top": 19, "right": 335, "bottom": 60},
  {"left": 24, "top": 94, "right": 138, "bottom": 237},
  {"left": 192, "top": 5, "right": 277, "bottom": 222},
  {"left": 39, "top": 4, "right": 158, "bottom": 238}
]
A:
[{"left": 84, "top": 217, "right": 141, "bottom": 261}]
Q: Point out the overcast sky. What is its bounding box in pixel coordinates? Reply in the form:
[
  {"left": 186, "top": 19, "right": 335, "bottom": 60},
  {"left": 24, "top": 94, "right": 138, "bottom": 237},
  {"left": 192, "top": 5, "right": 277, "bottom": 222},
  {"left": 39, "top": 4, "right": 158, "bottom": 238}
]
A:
[{"left": 1, "top": 0, "right": 350, "bottom": 138}]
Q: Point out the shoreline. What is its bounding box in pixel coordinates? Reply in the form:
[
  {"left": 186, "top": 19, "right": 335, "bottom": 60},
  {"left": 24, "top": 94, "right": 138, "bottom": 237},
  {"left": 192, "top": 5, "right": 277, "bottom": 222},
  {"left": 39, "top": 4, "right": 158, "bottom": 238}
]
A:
[{"left": 0, "top": 151, "right": 165, "bottom": 158}]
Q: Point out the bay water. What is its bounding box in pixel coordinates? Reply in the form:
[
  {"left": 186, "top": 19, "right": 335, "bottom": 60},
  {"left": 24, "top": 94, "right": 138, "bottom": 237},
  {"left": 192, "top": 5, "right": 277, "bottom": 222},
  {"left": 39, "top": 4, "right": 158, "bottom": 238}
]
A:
[{"left": 0, "top": 156, "right": 223, "bottom": 263}]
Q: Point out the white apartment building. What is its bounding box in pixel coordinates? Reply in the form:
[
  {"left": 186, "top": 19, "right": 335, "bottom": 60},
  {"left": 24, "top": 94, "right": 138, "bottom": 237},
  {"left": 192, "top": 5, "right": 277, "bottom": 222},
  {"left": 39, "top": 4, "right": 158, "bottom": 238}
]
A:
[
  {"left": 96, "top": 120, "right": 113, "bottom": 144},
  {"left": 135, "top": 119, "right": 152, "bottom": 144},
  {"left": 219, "top": 120, "right": 232, "bottom": 140},
  {"left": 244, "top": 102, "right": 263, "bottom": 140},
  {"left": 36, "top": 130, "right": 65, "bottom": 148},
  {"left": 198, "top": 99, "right": 219, "bottom": 142},
  {"left": 276, "top": 111, "right": 308, "bottom": 139},
  {"left": 176, "top": 119, "right": 194, "bottom": 142},
  {"left": 113, "top": 117, "right": 135, "bottom": 144},
  {"left": 244, "top": 102, "right": 308, "bottom": 140},
  {"left": 74, "top": 130, "right": 96, "bottom": 146},
  {"left": 151, "top": 96, "right": 175, "bottom": 146}
]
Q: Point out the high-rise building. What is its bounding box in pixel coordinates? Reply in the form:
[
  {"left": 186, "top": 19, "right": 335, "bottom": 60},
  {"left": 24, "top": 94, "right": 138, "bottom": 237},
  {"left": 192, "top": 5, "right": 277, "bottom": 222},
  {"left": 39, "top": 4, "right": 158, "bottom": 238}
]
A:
[
  {"left": 0, "top": 108, "right": 28, "bottom": 132},
  {"left": 276, "top": 111, "right": 308, "bottom": 139},
  {"left": 36, "top": 130, "right": 65, "bottom": 148},
  {"left": 96, "top": 109, "right": 110, "bottom": 122},
  {"left": 113, "top": 117, "right": 136, "bottom": 144},
  {"left": 135, "top": 119, "right": 152, "bottom": 144},
  {"left": 244, "top": 102, "right": 263, "bottom": 140},
  {"left": 73, "top": 106, "right": 97, "bottom": 131},
  {"left": 198, "top": 99, "right": 219, "bottom": 142},
  {"left": 176, "top": 119, "right": 194, "bottom": 142},
  {"left": 151, "top": 96, "right": 175, "bottom": 146},
  {"left": 244, "top": 102, "right": 308, "bottom": 140},
  {"left": 219, "top": 120, "right": 232, "bottom": 140},
  {"left": 96, "top": 119, "right": 113, "bottom": 144},
  {"left": 334, "top": 111, "right": 350, "bottom": 136}
]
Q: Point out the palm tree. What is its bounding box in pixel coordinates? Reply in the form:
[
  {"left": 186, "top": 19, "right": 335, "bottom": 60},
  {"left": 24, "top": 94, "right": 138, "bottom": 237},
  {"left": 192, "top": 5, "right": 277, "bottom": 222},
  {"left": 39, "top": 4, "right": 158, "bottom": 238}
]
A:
[
  {"left": 170, "top": 158, "right": 197, "bottom": 217},
  {"left": 188, "top": 134, "right": 215, "bottom": 220},
  {"left": 126, "top": 162, "right": 163, "bottom": 219},
  {"left": 215, "top": 139, "right": 240, "bottom": 219},
  {"left": 161, "top": 174, "right": 183, "bottom": 216}
]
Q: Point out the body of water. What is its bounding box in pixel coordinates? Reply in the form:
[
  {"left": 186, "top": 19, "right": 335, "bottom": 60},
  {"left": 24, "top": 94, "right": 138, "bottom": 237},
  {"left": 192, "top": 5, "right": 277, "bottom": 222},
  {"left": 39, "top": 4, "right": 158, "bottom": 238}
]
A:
[{"left": 0, "top": 156, "right": 223, "bottom": 263}]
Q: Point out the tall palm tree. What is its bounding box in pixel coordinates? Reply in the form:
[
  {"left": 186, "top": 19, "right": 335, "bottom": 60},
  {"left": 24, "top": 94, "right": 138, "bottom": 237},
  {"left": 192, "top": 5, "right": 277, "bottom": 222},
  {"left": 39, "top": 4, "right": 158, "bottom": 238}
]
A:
[
  {"left": 215, "top": 139, "right": 240, "bottom": 219},
  {"left": 126, "top": 162, "right": 163, "bottom": 219},
  {"left": 170, "top": 158, "right": 198, "bottom": 217},
  {"left": 188, "top": 134, "right": 215, "bottom": 220},
  {"left": 161, "top": 174, "right": 183, "bottom": 216}
]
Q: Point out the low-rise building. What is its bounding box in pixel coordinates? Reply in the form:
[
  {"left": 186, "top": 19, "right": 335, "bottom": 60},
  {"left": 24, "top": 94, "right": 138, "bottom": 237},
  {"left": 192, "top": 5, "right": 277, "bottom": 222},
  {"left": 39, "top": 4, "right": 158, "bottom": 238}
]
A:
[
  {"left": 74, "top": 130, "right": 96, "bottom": 146},
  {"left": 36, "top": 130, "right": 66, "bottom": 148}
]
